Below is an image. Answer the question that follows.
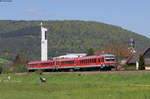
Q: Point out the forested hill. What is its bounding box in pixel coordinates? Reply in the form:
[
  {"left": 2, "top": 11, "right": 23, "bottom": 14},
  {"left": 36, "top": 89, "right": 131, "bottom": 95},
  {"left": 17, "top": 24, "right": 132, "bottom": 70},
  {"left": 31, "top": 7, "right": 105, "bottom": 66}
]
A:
[{"left": 0, "top": 20, "right": 150, "bottom": 61}]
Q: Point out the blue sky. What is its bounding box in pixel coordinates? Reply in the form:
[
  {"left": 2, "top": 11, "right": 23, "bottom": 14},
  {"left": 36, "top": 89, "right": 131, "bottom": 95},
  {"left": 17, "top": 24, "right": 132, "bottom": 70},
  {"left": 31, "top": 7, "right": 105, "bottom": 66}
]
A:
[{"left": 0, "top": 0, "right": 150, "bottom": 38}]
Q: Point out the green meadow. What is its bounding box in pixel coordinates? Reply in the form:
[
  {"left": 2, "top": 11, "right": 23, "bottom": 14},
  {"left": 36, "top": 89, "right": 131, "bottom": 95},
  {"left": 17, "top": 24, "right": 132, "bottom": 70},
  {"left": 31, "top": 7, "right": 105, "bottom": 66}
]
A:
[{"left": 0, "top": 72, "right": 150, "bottom": 99}]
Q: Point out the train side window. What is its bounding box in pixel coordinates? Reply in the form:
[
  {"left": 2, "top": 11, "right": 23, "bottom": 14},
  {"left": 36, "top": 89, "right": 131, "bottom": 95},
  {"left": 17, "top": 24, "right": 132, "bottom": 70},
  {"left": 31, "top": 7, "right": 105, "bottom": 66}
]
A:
[
  {"left": 82, "top": 60, "right": 84, "bottom": 64},
  {"left": 62, "top": 61, "right": 74, "bottom": 65},
  {"left": 71, "top": 61, "right": 74, "bottom": 64},
  {"left": 84, "top": 60, "right": 86, "bottom": 64},
  {"left": 93, "top": 59, "right": 96, "bottom": 63},
  {"left": 90, "top": 59, "right": 92, "bottom": 63},
  {"left": 42, "top": 63, "right": 49, "bottom": 66},
  {"left": 90, "top": 59, "right": 95, "bottom": 63},
  {"left": 52, "top": 62, "right": 54, "bottom": 65},
  {"left": 87, "top": 59, "right": 88, "bottom": 63},
  {"left": 67, "top": 61, "right": 69, "bottom": 64},
  {"left": 80, "top": 60, "right": 82, "bottom": 64},
  {"left": 101, "top": 58, "right": 104, "bottom": 62},
  {"left": 30, "top": 64, "right": 37, "bottom": 67},
  {"left": 87, "top": 59, "right": 90, "bottom": 63},
  {"left": 83, "top": 60, "right": 85, "bottom": 64},
  {"left": 51, "top": 62, "right": 53, "bottom": 65},
  {"left": 98, "top": 58, "right": 101, "bottom": 62},
  {"left": 56, "top": 62, "right": 59, "bottom": 65},
  {"left": 61, "top": 61, "right": 64, "bottom": 65}
]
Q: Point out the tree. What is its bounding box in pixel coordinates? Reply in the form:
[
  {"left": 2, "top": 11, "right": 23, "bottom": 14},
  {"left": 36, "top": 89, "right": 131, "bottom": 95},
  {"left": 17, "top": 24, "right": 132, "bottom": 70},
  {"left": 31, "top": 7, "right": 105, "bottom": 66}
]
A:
[
  {"left": 0, "top": 66, "right": 3, "bottom": 74},
  {"left": 138, "top": 55, "right": 145, "bottom": 70},
  {"left": 13, "top": 54, "right": 28, "bottom": 72},
  {"left": 87, "top": 48, "right": 94, "bottom": 56},
  {"left": 95, "top": 44, "right": 132, "bottom": 70},
  {"left": 95, "top": 44, "right": 132, "bottom": 60}
]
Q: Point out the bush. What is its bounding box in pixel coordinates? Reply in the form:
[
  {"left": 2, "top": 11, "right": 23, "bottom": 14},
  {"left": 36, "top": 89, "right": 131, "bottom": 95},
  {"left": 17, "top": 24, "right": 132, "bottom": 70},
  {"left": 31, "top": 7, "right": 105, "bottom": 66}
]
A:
[
  {"left": 138, "top": 55, "right": 145, "bottom": 70},
  {"left": 12, "top": 54, "right": 28, "bottom": 73},
  {"left": 0, "top": 66, "right": 3, "bottom": 74},
  {"left": 14, "top": 64, "right": 27, "bottom": 73},
  {"left": 87, "top": 48, "right": 94, "bottom": 56}
]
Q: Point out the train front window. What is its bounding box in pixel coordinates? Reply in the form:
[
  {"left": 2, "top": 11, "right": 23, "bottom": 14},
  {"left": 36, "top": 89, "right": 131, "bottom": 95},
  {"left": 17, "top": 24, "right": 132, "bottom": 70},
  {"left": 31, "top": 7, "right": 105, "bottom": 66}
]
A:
[
  {"left": 106, "top": 59, "right": 115, "bottom": 62},
  {"left": 105, "top": 56, "right": 115, "bottom": 62}
]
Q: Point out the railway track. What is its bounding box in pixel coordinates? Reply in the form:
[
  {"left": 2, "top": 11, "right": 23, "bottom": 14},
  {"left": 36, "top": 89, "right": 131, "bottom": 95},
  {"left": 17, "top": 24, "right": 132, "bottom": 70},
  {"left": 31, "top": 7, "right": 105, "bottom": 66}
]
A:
[
  {"left": 42, "top": 70, "right": 150, "bottom": 74},
  {"left": 14, "top": 70, "right": 150, "bottom": 75}
]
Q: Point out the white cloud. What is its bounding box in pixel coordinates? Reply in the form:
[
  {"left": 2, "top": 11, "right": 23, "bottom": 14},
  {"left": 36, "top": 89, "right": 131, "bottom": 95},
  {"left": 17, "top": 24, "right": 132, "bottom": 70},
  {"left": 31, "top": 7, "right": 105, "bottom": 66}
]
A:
[{"left": 25, "top": 8, "right": 49, "bottom": 17}]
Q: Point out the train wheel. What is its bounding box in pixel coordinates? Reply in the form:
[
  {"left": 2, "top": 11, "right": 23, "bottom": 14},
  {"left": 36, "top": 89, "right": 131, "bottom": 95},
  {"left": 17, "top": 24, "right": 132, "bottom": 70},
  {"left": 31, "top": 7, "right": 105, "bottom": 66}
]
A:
[
  {"left": 69, "top": 68, "right": 74, "bottom": 72},
  {"left": 28, "top": 70, "right": 35, "bottom": 72}
]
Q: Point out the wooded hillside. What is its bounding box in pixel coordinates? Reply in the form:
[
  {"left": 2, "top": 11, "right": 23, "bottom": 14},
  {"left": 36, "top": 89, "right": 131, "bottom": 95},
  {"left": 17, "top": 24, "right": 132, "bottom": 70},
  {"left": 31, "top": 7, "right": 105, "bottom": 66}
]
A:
[{"left": 0, "top": 20, "right": 149, "bottom": 61}]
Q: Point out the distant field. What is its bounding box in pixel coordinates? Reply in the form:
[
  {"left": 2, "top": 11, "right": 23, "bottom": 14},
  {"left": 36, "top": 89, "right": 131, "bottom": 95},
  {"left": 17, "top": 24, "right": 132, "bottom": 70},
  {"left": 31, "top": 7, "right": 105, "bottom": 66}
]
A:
[{"left": 0, "top": 72, "right": 150, "bottom": 99}]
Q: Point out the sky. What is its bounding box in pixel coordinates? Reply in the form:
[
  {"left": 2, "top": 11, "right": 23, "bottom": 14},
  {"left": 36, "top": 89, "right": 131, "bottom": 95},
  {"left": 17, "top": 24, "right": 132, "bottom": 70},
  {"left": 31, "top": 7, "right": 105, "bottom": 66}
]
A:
[{"left": 0, "top": 0, "right": 150, "bottom": 38}]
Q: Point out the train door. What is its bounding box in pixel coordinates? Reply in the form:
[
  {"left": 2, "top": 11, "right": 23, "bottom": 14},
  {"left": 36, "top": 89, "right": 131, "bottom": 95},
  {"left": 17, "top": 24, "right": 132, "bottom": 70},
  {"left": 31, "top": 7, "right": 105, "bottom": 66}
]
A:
[
  {"left": 55, "top": 61, "right": 59, "bottom": 70},
  {"left": 98, "top": 57, "right": 104, "bottom": 65},
  {"left": 51, "top": 61, "right": 54, "bottom": 69}
]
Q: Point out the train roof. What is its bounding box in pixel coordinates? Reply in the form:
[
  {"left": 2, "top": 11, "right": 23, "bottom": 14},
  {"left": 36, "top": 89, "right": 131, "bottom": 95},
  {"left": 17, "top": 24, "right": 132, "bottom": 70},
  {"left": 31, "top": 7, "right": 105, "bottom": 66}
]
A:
[
  {"left": 54, "top": 55, "right": 105, "bottom": 61},
  {"left": 28, "top": 60, "right": 52, "bottom": 64},
  {"left": 99, "top": 54, "right": 115, "bottom": 57}
]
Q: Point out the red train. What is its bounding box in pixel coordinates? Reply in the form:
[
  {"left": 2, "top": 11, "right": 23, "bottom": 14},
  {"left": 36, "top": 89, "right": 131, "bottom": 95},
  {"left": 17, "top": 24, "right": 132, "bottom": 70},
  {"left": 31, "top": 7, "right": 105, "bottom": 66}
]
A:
[{"left": 27, "top": 54, "right": 117, "bottom": 71}]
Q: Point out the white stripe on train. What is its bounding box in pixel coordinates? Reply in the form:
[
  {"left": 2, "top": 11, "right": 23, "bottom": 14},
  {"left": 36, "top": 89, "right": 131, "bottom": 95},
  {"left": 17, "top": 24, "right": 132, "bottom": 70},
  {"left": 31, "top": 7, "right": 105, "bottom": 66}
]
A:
[{"left": 28, "top": 64, "right": 114, "bottom": 70}]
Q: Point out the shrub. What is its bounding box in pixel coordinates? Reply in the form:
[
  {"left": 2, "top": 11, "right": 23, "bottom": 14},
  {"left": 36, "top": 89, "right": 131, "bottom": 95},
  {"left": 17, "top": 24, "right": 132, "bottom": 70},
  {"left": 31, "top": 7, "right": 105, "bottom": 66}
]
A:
[
  {"left": 0, "top": 66, "right": 3, "bottom": 74},
  {"left": 87, "top": 48, "right": 94, "bottom": 56},
  {"left": 14, "top": 64, "right": 27, "bottom": 73},
  {"left": 138, "top": 55, "right": 145, "bottom": 70},
  {"left": 13, "top": 54, "right": 28, "bottom": 73}
]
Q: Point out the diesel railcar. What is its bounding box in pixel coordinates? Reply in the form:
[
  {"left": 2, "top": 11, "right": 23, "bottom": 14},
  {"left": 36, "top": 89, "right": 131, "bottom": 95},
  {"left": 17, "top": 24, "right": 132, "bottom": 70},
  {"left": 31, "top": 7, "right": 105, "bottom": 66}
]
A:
[{"left": 27, "top": 54, "right": 117, "bottom": 71}]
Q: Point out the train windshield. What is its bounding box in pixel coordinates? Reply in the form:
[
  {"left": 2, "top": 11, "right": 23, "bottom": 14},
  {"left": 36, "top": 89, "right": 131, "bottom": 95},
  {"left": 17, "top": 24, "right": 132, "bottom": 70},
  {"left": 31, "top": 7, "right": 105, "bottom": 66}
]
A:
[{"left": 105, "top": 56, "right": 115, "bottom": 62}]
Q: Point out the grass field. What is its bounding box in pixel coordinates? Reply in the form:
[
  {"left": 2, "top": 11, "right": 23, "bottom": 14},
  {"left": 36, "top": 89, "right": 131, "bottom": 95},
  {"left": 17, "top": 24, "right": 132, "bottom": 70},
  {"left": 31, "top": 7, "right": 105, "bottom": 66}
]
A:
[{"left": 0, "top": 72, "right": 150, "bottom": 99}]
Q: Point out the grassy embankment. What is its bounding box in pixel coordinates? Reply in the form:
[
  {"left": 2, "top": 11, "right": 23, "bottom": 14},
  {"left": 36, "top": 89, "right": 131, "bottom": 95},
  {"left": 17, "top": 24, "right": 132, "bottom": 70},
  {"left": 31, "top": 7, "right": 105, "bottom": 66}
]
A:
[
  {"left": 0, "top": 72, "right": 150, "bottom": 99},
  {"left": 124, "top": 65, "right": 136, "bottom": 70}
]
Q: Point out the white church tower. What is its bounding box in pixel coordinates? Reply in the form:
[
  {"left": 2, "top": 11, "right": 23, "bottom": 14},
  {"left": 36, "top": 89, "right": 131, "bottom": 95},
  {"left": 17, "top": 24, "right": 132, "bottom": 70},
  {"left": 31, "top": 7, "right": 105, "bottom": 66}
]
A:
[{"left": 41, "top": 22, "right": 48, "bottom": 61}]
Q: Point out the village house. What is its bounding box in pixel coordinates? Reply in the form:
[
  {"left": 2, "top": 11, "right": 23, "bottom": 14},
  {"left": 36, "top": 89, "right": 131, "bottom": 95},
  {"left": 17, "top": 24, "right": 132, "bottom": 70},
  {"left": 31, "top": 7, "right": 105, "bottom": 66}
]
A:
[{"left": 127, "top": 47, "right": 150, "bottom": 70}]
